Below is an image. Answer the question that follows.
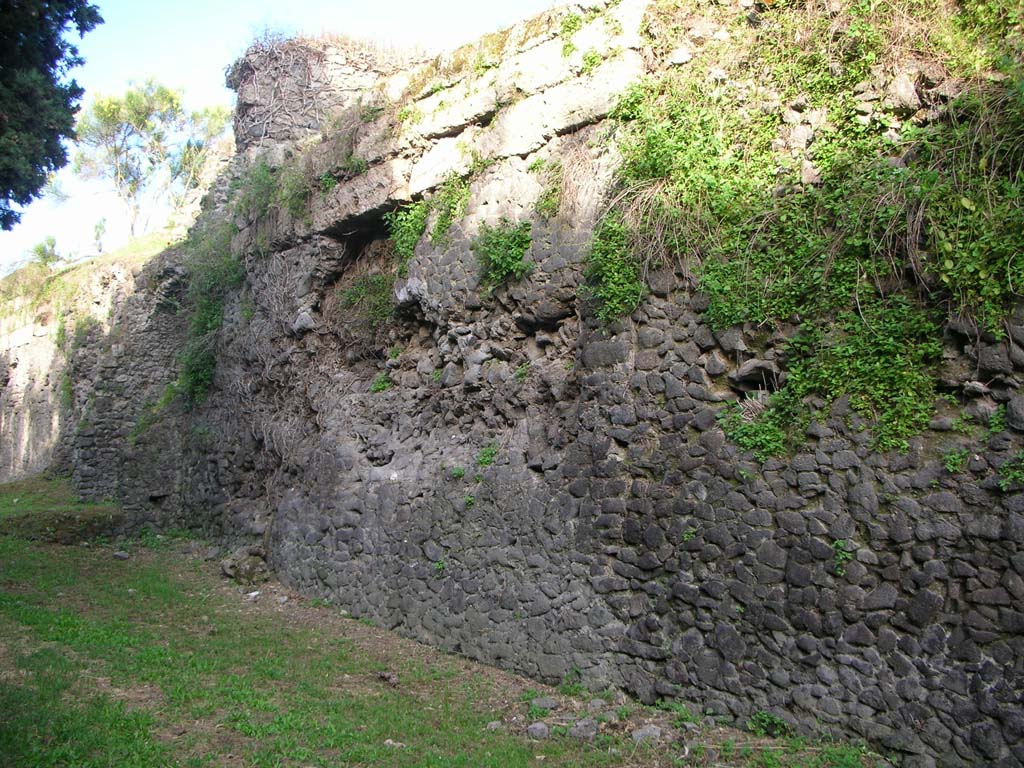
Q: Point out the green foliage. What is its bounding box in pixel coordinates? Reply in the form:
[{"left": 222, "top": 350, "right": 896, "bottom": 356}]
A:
[
  {"left": 601, "top": 3, "right": 1023, "bottom": 454},
  {"left": 0, "top": 0, "right": 103, "bottom": 229},
  {"left": 396, "top": 104, "right": 423, "bottom": 125},
  {"left": 473, "top": 218, "right": 532, "bottom": 285},
  {"left": 585, "top": 216, "right": 645, "bottom": 321},
  {"left": 338, "top": 274, "right": 394, "bottom": 328},
  {"left": 943, "top": 447, "right": 969, "bottom": 473},
  {"left": 234, "top": 160, "right": 277, "bottom": 220},
  {"left": 74, "top": 80, "right": 187, "bottom": 235},
  {"left": 560, "top": 11, "right": 583, "bottom": 58},
  {"left": 999, "top": 451, "right": 1024, "bottom": 491},
  {"left": 475, "top": 442, "right": 498, "bottom": 468},
  {"left": 560, "top": 13, "right": 583, "bottom": 36},
  {"left": 369, "top": 373, "right": 392, "bottom": 393},
  {"left": 748, "top": 711, "right": 792, "bottom": 738},
  {"left": 178, "top": 217, "right": 242, "bottom": 403},
  {"left": 383, "top": 200, "right": 430, "bottom": 270},
  {"left": 450, "top": 466, "right": 466, "bottom": 480},
  {"left": 430, "top": 172, "right": 470, "bottom": 245},
  {"left": 989, "top": 404, "right": 1007, "bottom": 435},
  {"left": 319, "top": 173, "right": 337, "bottom": 194},
  {"left": 463, "top": 494, "right": 475, "bottom": 508},
  {"left": 30, "top": 236, "right": 61, "bottom": 268},
  {"left": 718, "top": 403, "right": 787, "bottom": 463},
  {"left": 580, "top": 49, "right": 603, "bottom": 75},
  {"left": 515, "top": 364, "right": 529, "bottom": 382},
  {"left": 832, "top": 540, "right": 855, "bottom": 577}
]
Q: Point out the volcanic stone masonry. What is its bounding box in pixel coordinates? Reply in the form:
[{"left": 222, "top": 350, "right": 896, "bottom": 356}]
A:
[{"left": 1, "top": 2, "right": 1021, "bottom": 765}]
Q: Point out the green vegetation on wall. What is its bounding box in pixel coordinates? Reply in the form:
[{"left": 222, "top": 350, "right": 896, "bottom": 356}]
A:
[
  {"left": 595, "top": 0, "right": 1023, "bottom": 454},
  {"left": 472, "top": 219, "right": 532, "bottom": 285},
  {"left": 178, "top": 217, "right": 243, "bottom": 403}
]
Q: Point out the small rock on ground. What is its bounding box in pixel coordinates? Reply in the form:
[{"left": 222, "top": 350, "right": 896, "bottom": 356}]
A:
[
  {"left": 532, "top": 696, "right": 558, "bottom": 711},
  {"left": 632, "top": 724, "right": 662, "bottom": 745},
  {"left": 527, "top": 722, "right": 549, "bottom": 739},
  {"left": 112, "top": 551, "right": 130, "bottom": 560},
  {"left": 569, "top": 717, "right": 598, "bottom": 741}
]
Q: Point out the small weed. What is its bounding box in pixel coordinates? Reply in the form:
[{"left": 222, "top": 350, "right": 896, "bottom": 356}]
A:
[
  {"left": 475, "top": 442, "right": 498, "bottom": 468},
  {"left": 396, "top": 104, "right": 423, "bottom": 125},
  {"left": 722, "top": 739, "right": 735, "bottom": 759},
  {"left": 580, "top": 49, "right": 603, "bottom": 75},
  {"left": 832, "top": 540, "right": 855, "bottom": 576},
  {"left": 656, "top": 700, "right": 699, "bottom": 727},
  {"left": 369, "top": 373, "right": 392, "bottom": 393},
  {"left": 999, "top": 451, "right": 1024, "bottom": 491},
  {"left": 527, "top": 703, "right": 547, "bottom": 720},
  {"left": 989, "top": 404, "right": 1007, "bottom": 436},
  {"left": 463, "top": 494, "right": 475, "bottom": 508},
  {"left": 681, "top": 528, "right": 696, "bottom": 542},
  {"left": 515, "top": 364, "right": 529, "bottom": 382},
  {"left": 558, "top": 667, "right": 586, "bottom": 697},
  {"left": 615, "top": 704, "right": 631, "bottom": 720},
  {"left": 388, "top": 346, "right": 403, "bottom": 359},
  {"left": 748, "top": 711, "right": 793, "bottom": 738},
  {"left": 450, "top": 466, "right": 465, "bottom": 480},
  {"left": 551, "top": 725, "right": 569, "bottom": 737},
  {"left": 943, "top": 447, "right": 969, "bottom": 473},
  {"left": 433, "top": 559, "right": 446, "bottom": 575}
]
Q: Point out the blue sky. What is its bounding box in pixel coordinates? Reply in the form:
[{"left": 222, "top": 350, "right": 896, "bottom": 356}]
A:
[{"left": 0, "top": 0, "right": 558, "bottom": 272}]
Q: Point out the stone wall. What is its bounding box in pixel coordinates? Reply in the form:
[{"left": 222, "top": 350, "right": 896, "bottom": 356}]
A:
[{"left": 5, "top": 1, "right": 1021, "bottom": 765}]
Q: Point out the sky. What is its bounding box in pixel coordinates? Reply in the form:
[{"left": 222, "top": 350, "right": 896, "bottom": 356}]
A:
[{"left": 0, "top": 0, "right": 559, "bottom": 273}]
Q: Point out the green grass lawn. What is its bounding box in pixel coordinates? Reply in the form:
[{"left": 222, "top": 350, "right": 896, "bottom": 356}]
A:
[{"left": 0, "top": 478, "right": 889, "bottom": 767}]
